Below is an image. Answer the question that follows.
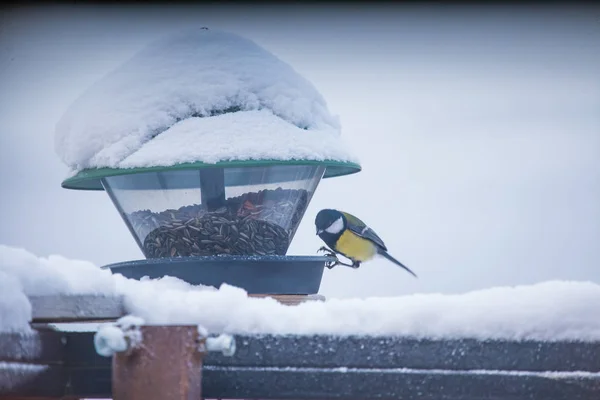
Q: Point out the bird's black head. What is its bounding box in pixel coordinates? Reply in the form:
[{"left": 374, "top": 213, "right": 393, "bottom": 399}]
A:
[{"left": 315, "top": 209, "right": 346, "bottom": 241}]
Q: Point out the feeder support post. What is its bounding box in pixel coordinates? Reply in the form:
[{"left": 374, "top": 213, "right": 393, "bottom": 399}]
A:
[{"left": 200, "top": 167, "right": 226, "bottom": 211}]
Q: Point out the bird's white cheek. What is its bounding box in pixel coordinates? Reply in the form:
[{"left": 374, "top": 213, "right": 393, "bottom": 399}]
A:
[{"left": 325, "top": 217, "right": 344, "bottom": 234}]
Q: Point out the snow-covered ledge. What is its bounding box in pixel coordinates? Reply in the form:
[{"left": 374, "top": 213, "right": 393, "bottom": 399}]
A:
[
  {"left": 2, "top": 244, "right": 600, "bottom": 399},
  {"left": 2, "top": 244, "right": 600, "bottom": 341}
]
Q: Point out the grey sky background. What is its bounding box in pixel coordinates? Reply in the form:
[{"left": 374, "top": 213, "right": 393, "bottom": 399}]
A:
[{"left": 1, "top": 4, "right": 599, "bottom": 298}]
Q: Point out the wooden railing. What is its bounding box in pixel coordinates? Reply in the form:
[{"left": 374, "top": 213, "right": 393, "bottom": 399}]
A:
[{"left": 1, "top": 294, "right": 599, "bottom": 399}]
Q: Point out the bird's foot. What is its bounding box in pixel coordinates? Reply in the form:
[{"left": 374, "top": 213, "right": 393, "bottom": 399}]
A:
[
  {"left": 318, "top": 246, "right": 337, "bottom": 258},
  {"left": 318, "top": 246, "right": 340, "bottom": 269},
  {"left": 317, "top": 247, "right": 358, "bottom": 269},
  {"left": 324, "top": 257, "right": 356, "bottom": 270},
  {"left": 317, "top": 246, "right": 332, "bottom": 253}
]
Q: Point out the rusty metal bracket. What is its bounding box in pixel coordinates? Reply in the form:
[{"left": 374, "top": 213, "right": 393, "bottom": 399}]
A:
[
  {"left": 111, "top": 324, "right": 203, "bottom": 400},
  {"left": 197, "top": 325, "right": 236, "bottom": 357},
  {"left": 92, "top": 316, "right": 236, "bottom": 400},
  {"left": 93, "top": 315, "right": 144, "bottom": 357}
]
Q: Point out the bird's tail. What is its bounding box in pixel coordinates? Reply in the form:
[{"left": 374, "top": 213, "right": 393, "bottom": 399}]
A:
[{"left": 377, "top": 249, "right": 418, "bottom": 278}]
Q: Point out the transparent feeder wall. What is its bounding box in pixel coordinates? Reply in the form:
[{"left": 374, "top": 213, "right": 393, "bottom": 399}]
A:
[{"left": 101, "top": 165, "right": 325, "bottom": 258}]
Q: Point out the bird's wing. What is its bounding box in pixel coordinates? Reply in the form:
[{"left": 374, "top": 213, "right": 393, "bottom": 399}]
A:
[{"left": 341, "top": 211, "right": 388, "bottom": 251}]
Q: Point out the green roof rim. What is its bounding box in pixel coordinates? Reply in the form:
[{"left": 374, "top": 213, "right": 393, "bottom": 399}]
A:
[{"left": 60, "top": 159, "right": 362, "bottom": 190}]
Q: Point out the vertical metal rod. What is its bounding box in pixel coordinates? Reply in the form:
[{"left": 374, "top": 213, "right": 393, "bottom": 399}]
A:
[
  {"left": 112, "top": 325, "right": 204, "bottom": 400},
  {"left": 199, "top": 168, "right": 226, "bottom": 211}
]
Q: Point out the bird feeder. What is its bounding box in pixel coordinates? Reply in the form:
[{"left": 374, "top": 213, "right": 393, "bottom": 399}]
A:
[
  {"left": 61, "top": 159, "right": 359, "bottom": 293},
  {"left": 56, "top": 28, "right": 360, "bottom": 295},
  {"left": 62, "top": 160, "right": 358, "bottom": 258}
]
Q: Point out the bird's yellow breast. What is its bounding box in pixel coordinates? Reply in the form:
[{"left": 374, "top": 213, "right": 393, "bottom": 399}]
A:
[{"left": 336, "top": 229, "right": 377, "bottom": 262}]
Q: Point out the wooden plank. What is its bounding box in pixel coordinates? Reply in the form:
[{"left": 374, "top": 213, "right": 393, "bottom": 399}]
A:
[
  {"left": 0, "top": 331, "right": 63, "bottom": 364},
  {"left": 63, "top": 332, "right": 600, "bottom": 373},
  {"left": 202, "top": 366, "right": 600, "bottom": 400},
  {"left": 65, "top": 367, "right": 111, "bottom": 399},
  {"left": 63, "top": 365, "right": 600, "bottom": 400},
  {"left": 205, "top": 334, "right": 600, "bottom": 373},
  {"left": 29, "top": 294, "right": 125, "bottom": 323},
  {"left": 63, "top": 332, "right": 101, "bottom": 367},
  {"left": 27, "top": 292, "right": 323, "bottom": 323},
  {"left": 57, "top": 332, "right": 600, "bottom": 399},
  {"left": 62, "top": 332, "right": 600, "bottom": 372},
  {"left": 58, "top": 365, "right": 600, "bottom": 400},
  {"left": 0, "top": 362, "right": 64, "bottom": 398}
]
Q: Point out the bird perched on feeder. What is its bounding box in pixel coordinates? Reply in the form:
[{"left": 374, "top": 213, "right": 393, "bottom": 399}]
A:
[{"left": 315, "top": 209, "right": 417, "bottom": 277}]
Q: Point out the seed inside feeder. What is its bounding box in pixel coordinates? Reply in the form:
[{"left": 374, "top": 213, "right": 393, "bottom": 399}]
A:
[
  {"left": 128, "top": 188, "right": 309, "bottom": 258},
  {"left": 99, "top": 165, "right": 327, "bottom": 259}
]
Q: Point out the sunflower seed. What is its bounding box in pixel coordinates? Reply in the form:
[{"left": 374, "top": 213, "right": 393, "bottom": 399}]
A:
[{"left": 132, "top": 188, "right": 307, "bottom": 258}]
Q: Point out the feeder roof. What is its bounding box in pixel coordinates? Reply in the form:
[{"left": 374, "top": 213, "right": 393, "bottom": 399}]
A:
[{"left": 54, "top": 27, "right": 360, "bottom": 186}]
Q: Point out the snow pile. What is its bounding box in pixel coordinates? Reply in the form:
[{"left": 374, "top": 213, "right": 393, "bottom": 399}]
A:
[
  {"left": 54, "top": 27, "right": 357, "bottom": 172},
  {"left": 2, "top": 244, "right": 600, "bottom": 341},
  {"left": 0, "top": 244, "right": 213, "bottom": 332},
  {"left": 119, "top": 279, "right": 600, "bottom": 341},
  {"left": 0, "top": 244, "right": 116, "bottom": 332},
  {"left": 119, "top": 109, "right": 356, "bottom": 168},
  {"left": 0, "top": 271, "right": 30, "bottom": 332},
  {"left": 94, "top": 315, "right": 145, "bottom": 357},
  {"left": 0, "top": 245, "right": 116, "bottom": 296}
]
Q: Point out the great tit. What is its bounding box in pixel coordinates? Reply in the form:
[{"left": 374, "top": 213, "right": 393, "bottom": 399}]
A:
[{"left": 315, "top": 208, "right": 417, "bottom": 277}]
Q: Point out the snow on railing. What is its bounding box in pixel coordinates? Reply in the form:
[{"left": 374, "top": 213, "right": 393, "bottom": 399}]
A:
[
  {"left": 3, "top": 245, "right": 600, "bottom": 342},
  {"left": 3, "top": 245, "right": 600, "bottom": 399}
]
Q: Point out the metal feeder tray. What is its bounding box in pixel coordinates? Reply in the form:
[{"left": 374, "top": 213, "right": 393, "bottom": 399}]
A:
[{"left": 103, "top": 254, "right": 334, "bottom": 295}]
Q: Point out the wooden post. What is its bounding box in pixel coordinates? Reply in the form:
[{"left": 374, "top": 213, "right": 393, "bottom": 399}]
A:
[
  {"left": 112, "top": 325, "right": 204, "bottom": 400},
  {"left": 249, "top": 294, "right": 326, "bottom": 306}
]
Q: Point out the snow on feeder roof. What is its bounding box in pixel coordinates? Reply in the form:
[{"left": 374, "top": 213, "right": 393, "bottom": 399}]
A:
[
  {"left": 55, "top": 27, "right": 360, "bottom": 191},
  {"left": 54, "top": 27, "right": 360, "bottom": 268}
]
